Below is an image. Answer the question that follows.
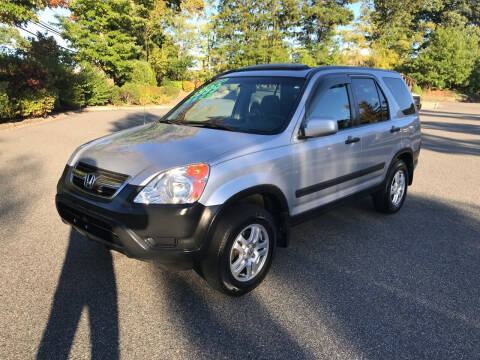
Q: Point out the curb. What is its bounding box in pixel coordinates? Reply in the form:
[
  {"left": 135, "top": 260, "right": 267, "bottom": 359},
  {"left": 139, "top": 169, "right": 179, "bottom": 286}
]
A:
[
  {"left": 82, "top": 105, "right": 172, "bottom": 112},
  {"left": 420, "top": 101, "right": 440, "bottom": 110}
]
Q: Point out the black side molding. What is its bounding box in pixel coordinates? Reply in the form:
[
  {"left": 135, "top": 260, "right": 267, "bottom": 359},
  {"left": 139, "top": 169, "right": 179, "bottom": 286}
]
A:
[{"left": 295, "top": 163, "right": 385, "bottom": 198}]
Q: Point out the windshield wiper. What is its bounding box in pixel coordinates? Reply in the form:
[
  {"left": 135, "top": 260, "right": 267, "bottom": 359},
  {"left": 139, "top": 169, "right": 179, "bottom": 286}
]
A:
[
  {"left": 159, "top": 119, "right": 184, "bottom": 125},
  {"left": 162, "top": 119, "right": 235, "bottom": 132},
  {"left": 186, "top": 121, "right": 235, "bottom": 132}
]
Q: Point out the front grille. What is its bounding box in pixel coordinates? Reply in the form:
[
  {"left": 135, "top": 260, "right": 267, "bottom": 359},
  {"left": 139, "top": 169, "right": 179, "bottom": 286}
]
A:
[
  {"left": 71, "top": 162, "right": 129, "bottom": 198},
  {"left": 57, "top": 202, "right": 123, "bottom": 248}
]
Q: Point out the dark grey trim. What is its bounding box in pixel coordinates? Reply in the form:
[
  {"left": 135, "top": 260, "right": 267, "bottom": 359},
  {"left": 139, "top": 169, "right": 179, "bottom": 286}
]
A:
[
  {"left": 295, "top": 162, "right": 385, "bottom": 198},
  {"left": 233, "top": 64, "right": 310, "bottom": 72},
  {"left": 290, "top": 183, "right": 384, "bottom": 226}
]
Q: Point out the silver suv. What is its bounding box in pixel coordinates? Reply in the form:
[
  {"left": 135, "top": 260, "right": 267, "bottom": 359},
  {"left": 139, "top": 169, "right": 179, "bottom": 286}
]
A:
[{"left": 56, "top": 64, "right": 421, "bottom": 295}]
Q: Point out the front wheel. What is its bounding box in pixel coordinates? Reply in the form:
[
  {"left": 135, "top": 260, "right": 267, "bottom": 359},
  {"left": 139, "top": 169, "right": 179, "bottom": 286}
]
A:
[
  {"left": 197, "top": 204, "right": 276, "bottom": 296},
  {"left": 372, "top": 159, "right": 409, "bottom": 214}
]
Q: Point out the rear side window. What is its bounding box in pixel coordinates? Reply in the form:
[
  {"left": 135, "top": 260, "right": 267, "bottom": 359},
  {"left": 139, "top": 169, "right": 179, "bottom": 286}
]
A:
[
  {"left": 308, "top": 84, "right": 352, "bottom": 130},
  {"left": 383, "top": 77, "right": 416, "bottom": 115},
  {"left": 351, "top": 78, "right": 384, "bottom": 125}
]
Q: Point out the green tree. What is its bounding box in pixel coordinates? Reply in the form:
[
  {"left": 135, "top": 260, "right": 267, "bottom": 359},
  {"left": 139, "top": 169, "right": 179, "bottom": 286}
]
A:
[
  {"left": 0, "top": 26, "right": 30, "bottom": 53},
  {"left": 0, "top": 0, "right": 67, "bottom": 25},
  {"left": 61, "top": 0, "right": 143, "bottom": 85},
  {"left": 362, "top": 0, "right": 480, "bottom": 70},
  {"left": 62, "top": 0, "right": 202, "bottom": 85},
  {"left": 297, "top": 0, "right": 355, "bottom": 64},
  {"left": 147, "top": 1, "right": 201, "bottom": 81},
  {"left": 362, "top": 0, "right": 427, "bottom": 68},
  {"left": 213, "top": 0, "right": 292, "bottom": 68},
  {"left": 405, "top": 26, "right": 479, "bottom": 89},
  {"left": 150, "top": 40, "right": 193, "bottom": 81},
  {"left": 212, "top": 0, "right": 355, "bottom": 69}
]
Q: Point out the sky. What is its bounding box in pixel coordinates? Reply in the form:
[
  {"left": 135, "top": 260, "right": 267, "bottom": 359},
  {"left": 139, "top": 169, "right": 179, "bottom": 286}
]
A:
[
  {"left": 18, "top": 2, "right": 363, "bottom": 52},
  {"left": 18, "top": 7, "right": 71, "bottom": 49}
]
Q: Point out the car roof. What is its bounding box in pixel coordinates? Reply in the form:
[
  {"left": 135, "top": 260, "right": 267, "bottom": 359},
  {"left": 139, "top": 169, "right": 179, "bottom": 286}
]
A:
[{"left": 218, "top": 64, "right": 399, "bottom": 79}]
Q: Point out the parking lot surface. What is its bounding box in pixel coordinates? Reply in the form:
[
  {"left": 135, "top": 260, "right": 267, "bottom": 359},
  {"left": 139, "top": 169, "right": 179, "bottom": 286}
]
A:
[{"left": 0, "top": 103, "right": 479, "bottom": 359}]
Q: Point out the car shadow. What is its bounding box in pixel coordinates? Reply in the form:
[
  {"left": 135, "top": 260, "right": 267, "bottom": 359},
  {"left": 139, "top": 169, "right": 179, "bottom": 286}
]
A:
[
  {"left": 152, "top": 268, "right": 317, "bottom": 359},
  {"left": 268, "top": 195, "right": 480, "bottom": 359},
  {"left": 421, "top": 121, "right": 480, "bottom": 136},
  {"left": 153, "top": 194, "right": 480, "bottom": 359},
  {"left": 37, "top": 155, "right": 120, "bottom": 360},
  {"left": 36, "top": 229, "right": 119, "bottom": 360},
  {"left": 421, "top": 133, "right": 480, "bottom": 156}
]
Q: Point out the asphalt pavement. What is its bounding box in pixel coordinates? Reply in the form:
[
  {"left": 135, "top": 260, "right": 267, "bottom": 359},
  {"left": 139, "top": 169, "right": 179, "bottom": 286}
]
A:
[{"left": 0, "top": 103, "right": 479, "bottom": 359}]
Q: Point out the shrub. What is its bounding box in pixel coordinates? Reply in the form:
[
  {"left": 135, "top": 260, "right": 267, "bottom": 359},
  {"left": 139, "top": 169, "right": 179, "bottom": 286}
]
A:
[
  {"left": 155, "top": 86, "right": 181, "bottom": 104},
  {"left": 118, "top": 84, "right": 181, "bottom": 105},
  {"left": 120, "top": 82, "right": 142, "bottom": 104},
  {"left": 110, "top": 85, "right": 123, "bottom": 105},
  {"left": 411, "top": 84, "right": 423, "bottom": 98},
  {"left": 182, "top": 80, "right": 195, "bottom": 92},
  {"left": 159, "top": 85, "right": 181, "bottom": 99},
  {"left": 16, "top": 89, "right": 57, "bottom": 118},
  {"left": 129, "top": 61, "right": 157, "bottom": 86},
  {"left": 77, "top": 64, "right": 113, "bottom": 106},
  {"left": 0, "top": 82, "right": 11, "bottom": 120},
  {"left": 467, "top": 59, "right": 480, "bottom": 96},
  {"left": 54, "top": 72, "right": 86, "bottom": 110},
  {"left": 161, "top": 79, "right": 183, "bottom": 89}
]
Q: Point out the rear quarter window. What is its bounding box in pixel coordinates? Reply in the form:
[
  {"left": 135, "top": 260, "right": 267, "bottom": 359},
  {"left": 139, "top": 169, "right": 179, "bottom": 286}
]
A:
[{"left": 382, "top": 77, "right": 416, "bottom": 115}]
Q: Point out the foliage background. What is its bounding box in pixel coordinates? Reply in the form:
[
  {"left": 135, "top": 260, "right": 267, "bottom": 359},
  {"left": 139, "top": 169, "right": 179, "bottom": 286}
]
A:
[{"left": 0, "top": 0, "right": 479, "bottom": 120}]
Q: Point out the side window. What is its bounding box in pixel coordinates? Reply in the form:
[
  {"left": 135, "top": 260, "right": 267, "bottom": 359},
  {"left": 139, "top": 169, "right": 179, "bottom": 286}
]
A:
[
  {"left": 383, "top": 77, "right": 416, "bottom": 115},
  {"left": 351, "top": 78, "right": 383, "bottom": 125},
  {"left": 309, "top": 84, "right": 352, "bottom": 130},
  {"left": 376, "top": 84, "right": 389, "bottom": 120}
]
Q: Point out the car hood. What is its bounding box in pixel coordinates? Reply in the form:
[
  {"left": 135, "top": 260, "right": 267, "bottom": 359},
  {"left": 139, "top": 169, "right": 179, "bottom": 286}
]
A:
[{"left": 69, "top": 122, "right": 275, "bottom": 185}]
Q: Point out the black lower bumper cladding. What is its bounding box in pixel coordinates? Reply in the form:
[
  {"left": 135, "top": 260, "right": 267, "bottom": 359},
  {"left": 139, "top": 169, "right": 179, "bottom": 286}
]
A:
[{"left": 56, "top": 166, "right": 219, "bottom": 269}]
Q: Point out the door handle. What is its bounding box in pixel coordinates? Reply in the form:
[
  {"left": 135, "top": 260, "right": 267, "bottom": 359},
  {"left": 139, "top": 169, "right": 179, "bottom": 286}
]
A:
[
  {"left": 390, "top": 126, "right": 401, "bottom": 133},
  {"left": 345, "top": 136, "right": 360, "bottom": 144}
]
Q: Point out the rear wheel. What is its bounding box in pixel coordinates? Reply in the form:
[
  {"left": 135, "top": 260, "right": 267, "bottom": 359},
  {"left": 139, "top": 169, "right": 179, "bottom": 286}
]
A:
[
  {"left": 197, "top": 204, "right": 276, "bottom": 296},
  {"left": 373, "top": 159, "right": 409, "bottom": 214}
]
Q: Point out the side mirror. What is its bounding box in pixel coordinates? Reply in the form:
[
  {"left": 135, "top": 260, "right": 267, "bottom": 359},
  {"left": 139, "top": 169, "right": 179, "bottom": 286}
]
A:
[{"left": 301, "top": 117, "right": 338, "bottom": 138}]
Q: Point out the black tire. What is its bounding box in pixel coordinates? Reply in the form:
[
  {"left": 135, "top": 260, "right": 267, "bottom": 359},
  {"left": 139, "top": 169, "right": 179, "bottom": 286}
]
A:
[
  {"left": 196, "top": 204, "right": 276, "bottom": 296},
  {"left": 372, "top": 159, "right": 409, "bottom": 214}
]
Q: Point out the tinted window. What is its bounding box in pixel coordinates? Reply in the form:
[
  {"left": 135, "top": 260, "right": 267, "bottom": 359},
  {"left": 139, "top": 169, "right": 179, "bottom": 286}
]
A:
[
  {"left": 166, "top": 77, "right": 304, "bottom": 134},
  {"left": 351, "top": 78, "right": 383, "bottom": 125},
  {"left": 309, "top": 84, "right": 351, "bottom": 130},
  {"left": 383, "top": 77, "right": 416, "bottom": 115}
]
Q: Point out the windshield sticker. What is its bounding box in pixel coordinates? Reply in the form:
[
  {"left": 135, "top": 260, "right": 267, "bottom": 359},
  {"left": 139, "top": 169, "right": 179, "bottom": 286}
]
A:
[{"left": 185, "top": 78, "right": 229, "bottom": 105}]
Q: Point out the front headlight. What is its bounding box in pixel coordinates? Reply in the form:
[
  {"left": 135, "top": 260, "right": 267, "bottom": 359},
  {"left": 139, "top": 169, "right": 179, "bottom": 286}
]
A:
[{"left": 134, "top": 163, "right": 209, "bottom": 204}]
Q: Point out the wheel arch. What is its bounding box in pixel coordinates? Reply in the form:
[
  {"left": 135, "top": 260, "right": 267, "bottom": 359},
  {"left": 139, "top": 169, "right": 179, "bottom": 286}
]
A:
[
  {"left": 391, "top": 148, "right": 414, "bottom": 185},
  {"left": 207, "top": 185, "right": 291, "bottom": 248}
]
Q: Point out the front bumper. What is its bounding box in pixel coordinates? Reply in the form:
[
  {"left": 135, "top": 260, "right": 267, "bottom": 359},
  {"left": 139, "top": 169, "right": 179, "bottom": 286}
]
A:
[{"left": 56, "top": 166, "right": 220, "bottom": 269}]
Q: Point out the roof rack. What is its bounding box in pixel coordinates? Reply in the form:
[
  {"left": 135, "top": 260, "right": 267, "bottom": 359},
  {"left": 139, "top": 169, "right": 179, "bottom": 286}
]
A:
[
  {"left": 311, "top": 65, "right": 397, "bottom": 74},
  {"left": 212, "top": 64, "right": 397, "bottom": 81},
  {"left": 215, "top": 63, "right": 310, "bottom": 78},
  {"left": 235, "top": 63, "right": 310, "bottom": 71}
]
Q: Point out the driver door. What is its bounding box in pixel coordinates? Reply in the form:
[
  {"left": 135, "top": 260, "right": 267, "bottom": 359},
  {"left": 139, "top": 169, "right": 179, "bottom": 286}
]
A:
[{"left": 290, "top": 75, "right": 364, "bottom": 215}]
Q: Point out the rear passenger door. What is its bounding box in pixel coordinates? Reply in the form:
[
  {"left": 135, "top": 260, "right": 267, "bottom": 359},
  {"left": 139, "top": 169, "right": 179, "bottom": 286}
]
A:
[{"left": 349, "top": 76, "right": 399, "bottom": 187}]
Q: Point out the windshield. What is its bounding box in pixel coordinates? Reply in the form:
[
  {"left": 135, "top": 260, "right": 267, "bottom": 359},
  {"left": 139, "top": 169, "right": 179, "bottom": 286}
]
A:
[{"left": 164, "top": 77, "right": 305, "bottom": 134}]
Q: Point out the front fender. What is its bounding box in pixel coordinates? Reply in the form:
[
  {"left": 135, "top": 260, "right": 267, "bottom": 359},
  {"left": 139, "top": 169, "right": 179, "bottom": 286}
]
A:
[{"left": 200, "top": 172, "right": 289, "bottom": 208}]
